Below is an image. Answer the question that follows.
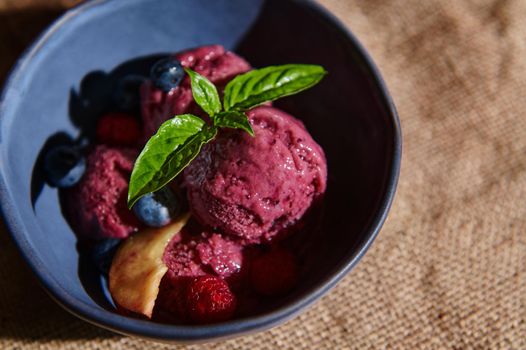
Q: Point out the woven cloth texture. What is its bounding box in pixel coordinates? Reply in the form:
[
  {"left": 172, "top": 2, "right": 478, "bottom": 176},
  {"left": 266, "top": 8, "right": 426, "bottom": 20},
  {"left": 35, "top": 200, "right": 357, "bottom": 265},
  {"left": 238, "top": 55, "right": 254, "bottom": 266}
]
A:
[{"left": 1, "top": 0, "right": 525, "bottom": 349}]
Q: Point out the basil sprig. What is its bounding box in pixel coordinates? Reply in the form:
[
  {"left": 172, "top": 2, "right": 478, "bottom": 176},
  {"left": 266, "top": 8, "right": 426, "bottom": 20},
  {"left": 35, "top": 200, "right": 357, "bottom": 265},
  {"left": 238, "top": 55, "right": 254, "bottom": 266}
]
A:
[
  {"left": 223, "top": 64, "right": 327, "bottom": 111},
  {"left": 185, "top": 68, "right": 221, "bottom": 117},
  {"left": 127, "top": 116, "right": 216, "bottom": 207},
  {"left": 127, "top": 64, "right": 327, "bottom": 207},
  {"left": 213, "top": 111, "right": 255, "bottom": 136}
]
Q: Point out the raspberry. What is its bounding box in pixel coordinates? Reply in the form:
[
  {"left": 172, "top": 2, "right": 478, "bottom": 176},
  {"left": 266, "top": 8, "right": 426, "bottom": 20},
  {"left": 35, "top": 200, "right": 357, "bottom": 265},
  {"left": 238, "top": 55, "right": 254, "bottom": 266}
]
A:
[
  {"left": 96, "top": 113, "right": 141, "bottom": 146},
  {"left": 250, "top": 247, "right": 298, "bottom": 296},
  {"left": 186, "top": 275, "right": 237, "bottom": 324}
]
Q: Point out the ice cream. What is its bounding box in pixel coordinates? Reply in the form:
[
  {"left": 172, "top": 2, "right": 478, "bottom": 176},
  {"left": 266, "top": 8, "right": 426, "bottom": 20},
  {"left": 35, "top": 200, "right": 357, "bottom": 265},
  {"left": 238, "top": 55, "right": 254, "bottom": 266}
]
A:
[
  {"left": 141, "top": 45, "right": 251, "bottom": 139},
  {"left": 62, "top": 145, "right": 140, "bottom": 239},
  {"left": 184, "top": 106, "right": 327, "bottom": 243},
  {"left": 153, "top": 226, "right": 244, "bottom": 322},
  {"left": 162, "top": 227, "right": 243, "bottom": 280}
]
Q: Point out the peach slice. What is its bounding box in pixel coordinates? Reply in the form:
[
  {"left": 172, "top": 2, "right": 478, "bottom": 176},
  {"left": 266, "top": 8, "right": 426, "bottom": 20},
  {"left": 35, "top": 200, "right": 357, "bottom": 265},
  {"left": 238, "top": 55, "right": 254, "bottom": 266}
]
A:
[{"left": 109, "top": 212, "right": 190, "bottom": 318}]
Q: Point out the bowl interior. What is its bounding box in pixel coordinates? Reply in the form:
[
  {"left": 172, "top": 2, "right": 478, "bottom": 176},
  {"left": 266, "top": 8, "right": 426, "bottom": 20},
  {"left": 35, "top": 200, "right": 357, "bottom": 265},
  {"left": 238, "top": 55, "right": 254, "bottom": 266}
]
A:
[{"left": 0, "top": 0, "right": 399, "bottom": 341}]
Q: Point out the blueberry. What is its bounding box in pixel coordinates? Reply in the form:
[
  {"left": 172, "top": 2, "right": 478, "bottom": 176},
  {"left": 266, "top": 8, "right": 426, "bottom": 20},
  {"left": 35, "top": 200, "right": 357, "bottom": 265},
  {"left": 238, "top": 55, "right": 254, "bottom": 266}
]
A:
[
  {"left": 44, "top": 145, "right": 86, "bottom": 188},
  {"left": 89, "top": 238, "right": 121, "bottom": 276},
  {"left": 150, "top": 58, "right": 185, "bottom": 92},
  {"left": 133, "top": 187, "right": 180, "bottom": 227},
  {"left": 113, "top": 75, "right": 145, "bottom": 113}
]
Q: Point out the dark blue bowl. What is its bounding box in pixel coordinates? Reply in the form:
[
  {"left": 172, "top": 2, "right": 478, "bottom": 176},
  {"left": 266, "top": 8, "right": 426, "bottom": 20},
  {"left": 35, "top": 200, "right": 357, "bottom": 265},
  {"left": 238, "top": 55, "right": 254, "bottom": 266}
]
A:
[{"left": 0, "top": 0, "right": 401, "bottom": 343}]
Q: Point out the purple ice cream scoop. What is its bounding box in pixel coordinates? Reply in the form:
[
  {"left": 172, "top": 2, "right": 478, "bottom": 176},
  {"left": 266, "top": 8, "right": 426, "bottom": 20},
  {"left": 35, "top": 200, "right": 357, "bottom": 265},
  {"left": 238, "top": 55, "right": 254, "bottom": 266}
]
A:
[
  {"left": 184, "top": 106, "right": 327, "bottom": 243},
  {"left": 62, "top": 145, "right": 140, "bottom": 239}
]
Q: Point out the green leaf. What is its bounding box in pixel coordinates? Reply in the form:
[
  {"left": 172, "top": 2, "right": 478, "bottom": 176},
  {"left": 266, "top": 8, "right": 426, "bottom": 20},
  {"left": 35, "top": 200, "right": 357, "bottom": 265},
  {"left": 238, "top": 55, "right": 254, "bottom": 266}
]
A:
[
  {"left": 184, "top": 68, "right": 221, "bottom": 117},
  {"left": 214, "top": 111, "right": 254, "bottom": 136},
  {"left": 223, "top": 64, "right": 327, "bottom": 111},
  {"left": 127, "top": 114, "right": 217, "bottom": 207}
]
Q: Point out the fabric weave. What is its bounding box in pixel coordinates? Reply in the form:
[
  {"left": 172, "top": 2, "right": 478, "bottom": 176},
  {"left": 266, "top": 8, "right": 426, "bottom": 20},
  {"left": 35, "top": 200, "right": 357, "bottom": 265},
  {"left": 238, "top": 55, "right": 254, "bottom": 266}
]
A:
[{"left": 1, "top": 0, "right": 525, "bottom": 348}]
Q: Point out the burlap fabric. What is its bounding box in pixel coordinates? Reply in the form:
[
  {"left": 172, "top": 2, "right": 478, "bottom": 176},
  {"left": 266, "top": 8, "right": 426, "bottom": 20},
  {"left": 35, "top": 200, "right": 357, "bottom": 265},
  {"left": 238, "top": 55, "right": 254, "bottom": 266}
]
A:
[{"left": 1, "top": 0, "right": 525, "bottom": 348}]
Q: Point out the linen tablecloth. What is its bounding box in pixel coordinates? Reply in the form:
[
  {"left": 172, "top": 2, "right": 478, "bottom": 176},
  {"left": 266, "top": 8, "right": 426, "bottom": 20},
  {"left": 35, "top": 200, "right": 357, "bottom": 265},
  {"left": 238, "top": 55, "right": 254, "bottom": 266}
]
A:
[{"left": 0, "top": 0, "right": 524, "bottom": 348}]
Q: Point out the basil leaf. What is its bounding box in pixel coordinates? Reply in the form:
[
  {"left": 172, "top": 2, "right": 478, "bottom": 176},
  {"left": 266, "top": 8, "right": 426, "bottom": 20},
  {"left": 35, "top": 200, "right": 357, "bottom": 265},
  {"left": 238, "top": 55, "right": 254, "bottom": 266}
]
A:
[
  {"left": 185, "top": 68, "right": 221, "bottom": 117},
  {"left": 127, "top": 114, "right": 216, "bottom": 207},
  {"left": 214, "top": 111, "right": 254, "bottom": 136},
  {"left": 223, "top": 64, "right": 327, "bottom": 111}
]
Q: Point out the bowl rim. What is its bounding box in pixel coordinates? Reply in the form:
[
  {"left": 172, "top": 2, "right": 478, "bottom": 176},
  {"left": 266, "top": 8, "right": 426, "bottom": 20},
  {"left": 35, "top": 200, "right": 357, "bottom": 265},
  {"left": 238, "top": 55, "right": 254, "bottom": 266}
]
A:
[{"left": 0, "top": 0, "right": 401, "bottom": 342}]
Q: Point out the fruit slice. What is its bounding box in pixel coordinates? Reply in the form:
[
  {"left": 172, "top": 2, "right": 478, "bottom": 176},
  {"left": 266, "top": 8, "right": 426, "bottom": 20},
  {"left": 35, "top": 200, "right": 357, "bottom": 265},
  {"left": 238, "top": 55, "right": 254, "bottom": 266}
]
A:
[{"left": 109, "top": 212, "right": 190, "bottom": 318}]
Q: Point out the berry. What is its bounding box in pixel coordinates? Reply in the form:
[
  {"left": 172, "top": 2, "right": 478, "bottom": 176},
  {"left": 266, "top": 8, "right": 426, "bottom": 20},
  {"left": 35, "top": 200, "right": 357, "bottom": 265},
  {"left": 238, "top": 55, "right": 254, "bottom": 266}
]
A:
[
  {"left": 113, "top": 75, "right": 145, "bottom": 113},
  {"left": 150, "top": 57, "right": 185, "bottom": 92},
  {"left": 89, "top": 238, "right": 121, "bottom": 275},
  {"left": 132, "top": 187, "right": 180, "bottom": 227},
  {"left": 96, "top": 113, "right": 141, "bottom": 146},
  {"left": 186, "top": 275, "right": 237, "bottom": 324},
  {"left": 44, "top": 145, "right": 86, "bottom": 188},
  {"left": 250, "top": 247, "right": 298, "bottom": 296}
]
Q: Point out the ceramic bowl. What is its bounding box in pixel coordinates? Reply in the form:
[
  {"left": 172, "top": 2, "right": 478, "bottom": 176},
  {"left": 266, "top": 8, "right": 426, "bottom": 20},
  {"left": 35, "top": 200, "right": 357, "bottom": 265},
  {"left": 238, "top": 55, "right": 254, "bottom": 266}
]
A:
[{"left": 0, "top": 0, "right": 401, "bottom": 342}]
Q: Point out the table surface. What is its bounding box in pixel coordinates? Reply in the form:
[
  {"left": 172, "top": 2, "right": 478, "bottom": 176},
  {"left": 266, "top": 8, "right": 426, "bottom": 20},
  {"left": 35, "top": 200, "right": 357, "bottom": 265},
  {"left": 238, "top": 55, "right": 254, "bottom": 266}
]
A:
[{"left": 1, "top": 0, "right": 525, "bottom": 349}]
